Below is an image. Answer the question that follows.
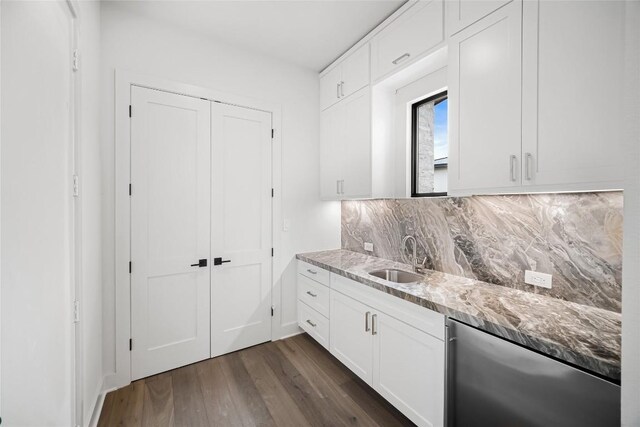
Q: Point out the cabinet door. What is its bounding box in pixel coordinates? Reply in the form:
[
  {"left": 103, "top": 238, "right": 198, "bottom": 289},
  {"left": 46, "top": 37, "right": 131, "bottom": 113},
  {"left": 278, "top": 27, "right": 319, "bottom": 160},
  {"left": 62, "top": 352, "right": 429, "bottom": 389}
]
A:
[
  {"left": 342, "top": 87, "right": 372, "bottom": 198},
  {"left": 330, "top": 290, "right": 374, "bottom": 385},
  {"left": 447, "top": 0, "right": 513, "bottom": 36},
  {"left": 320, "top": 65, "right": 342, "bottom": 111},
  {"left": 371, "top": 0, "right": 444, "bottom": 81},
  {"left": 341, "top": 44, "right": 370, "bottom": 99},
  {"left": 320, "top": 102, "right": 345, "bottom": 199},
  {"left": 372, "top": 312, "right": 445, "bottom": 427},
  {"left": 521, "top": 0, "right": 624, "bottom": 190},
  {"left": 448, "top": 1, "right": 522, "bottom": 194}
]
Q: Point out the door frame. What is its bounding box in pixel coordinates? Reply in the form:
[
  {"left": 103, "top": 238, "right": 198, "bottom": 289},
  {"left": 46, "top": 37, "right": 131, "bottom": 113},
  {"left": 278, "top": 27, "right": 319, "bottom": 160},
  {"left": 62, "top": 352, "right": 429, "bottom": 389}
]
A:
[{"left": 109, "top": 70, "right": 283, "bottom": 389}]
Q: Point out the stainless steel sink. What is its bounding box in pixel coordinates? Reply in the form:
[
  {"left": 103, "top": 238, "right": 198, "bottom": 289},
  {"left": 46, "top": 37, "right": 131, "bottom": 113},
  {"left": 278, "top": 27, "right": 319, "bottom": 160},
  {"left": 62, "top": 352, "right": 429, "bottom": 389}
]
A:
[{"left": 368, "top": 269, "right": 423, "bottom": 284}]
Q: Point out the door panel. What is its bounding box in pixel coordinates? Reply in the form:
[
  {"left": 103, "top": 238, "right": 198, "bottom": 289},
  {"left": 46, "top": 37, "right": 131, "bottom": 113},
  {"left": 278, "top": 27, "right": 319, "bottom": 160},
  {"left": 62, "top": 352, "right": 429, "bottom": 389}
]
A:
[
  {"left": 341, "top": 44, "right": 370, "bottom": 97},
  {"left": 330, "top": 290, "right": 374, "bottom": 384},
  {"left": 320, "top": 102, "right": 345, "bottom": 199},
  {"left": 448, "top": 1, "right": 522, "bottom": 193},
  {"left": 211, "top": 103, "right": 272, "bottom": 357},
  {"left": 342, "top": 88, "right": 372, "bottom": 198},
  {"left": 320, "top": 65, "right": 342, "bottom": 111},
  {"left": 447, "top": 0, "right": 513, "bottom": 36},
  {"left": 521, "top": 0, "right": 625, "bottom": 188},
  {"left": 131, "top": 87, "right": 211, "bottom": 380},
  {"left": 373, "top": 312, "right": 445, "bottom": 427},
  {"left": 372, "top": 0, "right": 444, "bottom": 81}
]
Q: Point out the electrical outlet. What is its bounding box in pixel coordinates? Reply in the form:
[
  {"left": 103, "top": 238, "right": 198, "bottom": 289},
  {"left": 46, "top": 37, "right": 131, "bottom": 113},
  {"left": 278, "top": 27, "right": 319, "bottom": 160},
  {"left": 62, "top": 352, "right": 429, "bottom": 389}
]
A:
[
  {"left": 524, "top": 270, "right": 552, "bottom": 289},
  {"left": 364, "top": 242, "right": 374, "bottom": 252},
  {"left": 282, "top": 218, "right": 290, "bottom": 232}
]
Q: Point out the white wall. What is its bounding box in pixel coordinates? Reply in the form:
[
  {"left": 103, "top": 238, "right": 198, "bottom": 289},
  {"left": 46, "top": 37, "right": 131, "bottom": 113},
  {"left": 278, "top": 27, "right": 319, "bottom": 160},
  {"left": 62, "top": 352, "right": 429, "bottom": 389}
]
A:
[
  {"left": 100, "top": 3, "right": 340, "bottom": 383},
  {"left": 1, "top": 2, "right": 75, "bottom": 425},
  {"left": 622, "top": 0, "right": 640, "bottom": 424},
  {"left": 78, "top": 1, "right": 103, "bottom": 426}
]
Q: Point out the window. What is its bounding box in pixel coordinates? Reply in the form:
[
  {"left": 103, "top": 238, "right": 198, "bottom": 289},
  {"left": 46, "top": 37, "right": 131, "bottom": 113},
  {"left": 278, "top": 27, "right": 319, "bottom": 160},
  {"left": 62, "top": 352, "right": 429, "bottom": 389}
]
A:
[{"left": 411, "top": 91, "right": 448, "bottom": 197}]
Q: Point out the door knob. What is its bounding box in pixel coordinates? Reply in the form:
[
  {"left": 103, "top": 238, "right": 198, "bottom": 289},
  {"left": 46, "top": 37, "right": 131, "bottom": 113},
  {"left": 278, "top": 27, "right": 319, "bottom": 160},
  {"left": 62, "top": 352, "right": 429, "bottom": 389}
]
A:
[
  {"left": 191, "top": 259, "right": 207, "bottom": 267},
  {"left": 213, "top": 257, "right": 231, "bottom": 266}
]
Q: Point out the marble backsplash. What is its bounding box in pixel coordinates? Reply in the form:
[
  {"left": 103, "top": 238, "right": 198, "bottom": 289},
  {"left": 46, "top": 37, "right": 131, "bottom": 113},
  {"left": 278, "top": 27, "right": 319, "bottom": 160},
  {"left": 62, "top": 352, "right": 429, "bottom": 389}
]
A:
[{"left": 341, "top": 192, "right": 623, "bottom": 312}]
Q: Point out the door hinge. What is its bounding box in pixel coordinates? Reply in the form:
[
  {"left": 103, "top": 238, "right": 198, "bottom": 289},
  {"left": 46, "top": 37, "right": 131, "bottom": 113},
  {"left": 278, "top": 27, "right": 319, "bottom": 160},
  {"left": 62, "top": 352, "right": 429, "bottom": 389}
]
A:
[
  {"left": 129, "top": 105, "right": 132, "bottom": 118},
  {"left": 73, "top": 300, "right": 80, "bottom": 323},
  {"left": 271, "top": 129, "right": 274, "bottom": 139},
  {"left": 129, "top": 261, "right": 132, "bottom": 273},
  {"left": 129, "top": 183, "right": 132, "bottom": 196},
  {"left": 73, "top": 174, "right": 79, "bottom": 197},
  {"left": 271, "top": 306, "right": 275, "bottom": 317},
  {"left": 129, "top": 339, "right": 133, "bottom": 351},
  {"left": 73, "top": 49, "right": 79, "bottom": 71},
  {"left": 271, "top": 248, "right": 274, "bottom": 257},
  {"left": 271, "top": 188, "right": 274, "bottom": 198}
]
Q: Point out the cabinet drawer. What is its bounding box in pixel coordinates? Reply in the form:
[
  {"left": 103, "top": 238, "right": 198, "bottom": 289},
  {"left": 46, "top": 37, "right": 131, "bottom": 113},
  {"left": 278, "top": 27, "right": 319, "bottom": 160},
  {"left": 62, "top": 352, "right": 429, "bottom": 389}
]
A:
[
  {"left": 297, "top": 260, "right": 330, "bottom": 287},
  {"left": 298, "top": 274, "right": 330, "bottom": 317},
  {"left": 298, "top": 301, "right": 329, "bottom": 350},
  {"left": 371, "top": 0, "right": 444, "bottom": 81}
]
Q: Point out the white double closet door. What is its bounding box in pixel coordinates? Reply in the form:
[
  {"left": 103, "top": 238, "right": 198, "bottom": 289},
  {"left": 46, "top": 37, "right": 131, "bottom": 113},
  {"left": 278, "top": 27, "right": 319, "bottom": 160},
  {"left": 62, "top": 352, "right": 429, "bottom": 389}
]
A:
[{"left": 130, "top": 87, "right": 273, "bottom": 380}]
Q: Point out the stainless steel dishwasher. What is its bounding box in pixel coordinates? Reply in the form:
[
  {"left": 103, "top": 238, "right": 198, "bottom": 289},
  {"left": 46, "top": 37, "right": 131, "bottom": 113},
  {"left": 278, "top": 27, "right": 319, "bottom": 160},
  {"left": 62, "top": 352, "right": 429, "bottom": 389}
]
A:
[{"left": 446, "top": 319, "right": 620, "bottom": 427}]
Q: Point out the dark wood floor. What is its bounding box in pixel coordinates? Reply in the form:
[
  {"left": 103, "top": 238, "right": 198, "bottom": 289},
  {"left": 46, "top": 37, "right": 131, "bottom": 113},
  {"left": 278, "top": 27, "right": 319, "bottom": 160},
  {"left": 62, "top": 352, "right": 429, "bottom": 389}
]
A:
[{"left": 98, "top": 333, "right": 415, "bottom": 427}]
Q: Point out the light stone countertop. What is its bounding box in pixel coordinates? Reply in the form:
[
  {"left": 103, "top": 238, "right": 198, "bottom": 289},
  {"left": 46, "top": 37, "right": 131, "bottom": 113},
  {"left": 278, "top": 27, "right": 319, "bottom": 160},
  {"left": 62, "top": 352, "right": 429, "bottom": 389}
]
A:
[{"left": 296, "top": 249, "right": 621, "bottom": 382}]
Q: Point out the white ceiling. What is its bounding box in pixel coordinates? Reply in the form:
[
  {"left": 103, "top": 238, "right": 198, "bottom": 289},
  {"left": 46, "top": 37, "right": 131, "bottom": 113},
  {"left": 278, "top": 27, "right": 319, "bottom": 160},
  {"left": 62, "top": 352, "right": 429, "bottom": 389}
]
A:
[{"left": 105, "top": 0, "right": 407, "bottom": 71}]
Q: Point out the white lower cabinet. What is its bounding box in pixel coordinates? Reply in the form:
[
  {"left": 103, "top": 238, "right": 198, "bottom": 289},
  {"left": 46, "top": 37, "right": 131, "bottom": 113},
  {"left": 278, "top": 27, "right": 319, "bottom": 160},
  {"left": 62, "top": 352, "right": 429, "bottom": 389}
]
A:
[
  {"left": 328, "top": 275, "right": 445, "bottom": 427},
  {"left": 298, "top": 300, "right": 330, "bottom": 350},
  {"left": 330, "top": 289, "right": 375, "bottom": 383},
  {"left": 297, "top": 264, "right": 331, "bottom": 350},
  {"left": 298, "top": 261, "right": 445, "bottom": 427},
  {"left": 373, "top": 311, "right": 445, "bottom": 427}
]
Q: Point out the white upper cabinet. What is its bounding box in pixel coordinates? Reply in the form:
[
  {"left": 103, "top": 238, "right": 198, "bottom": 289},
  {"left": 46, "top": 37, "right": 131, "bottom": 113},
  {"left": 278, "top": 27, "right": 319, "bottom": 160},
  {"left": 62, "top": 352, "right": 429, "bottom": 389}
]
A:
[
  {"left": 320, "top": 87, "right": 371, "bottom": 200},
  {"left": 448, "top": 0, "right": 522, "bottom": 193},
  {"left": 319, "top": 44, "right": 370, "bottom": 111},
  {"left": 341, "top": 45, "right": 370, "bottom": 99},
  {"left": 371, "top": 0, "right": 444, "bottom": 82},
  {"left": 521, "top": 0, "right": 625, "bottom": 190},
  {"left": 341, "top": 88, "right": 372, "bottom": 198},
  {"left": 447, "top": 0, "right": 513, "bottom": 36},
  {"left": 319, "top": 65, "right": 343, "bottom": 111},
  {"left": 448, "top": 0, "right": 625, "bottom": 195}
]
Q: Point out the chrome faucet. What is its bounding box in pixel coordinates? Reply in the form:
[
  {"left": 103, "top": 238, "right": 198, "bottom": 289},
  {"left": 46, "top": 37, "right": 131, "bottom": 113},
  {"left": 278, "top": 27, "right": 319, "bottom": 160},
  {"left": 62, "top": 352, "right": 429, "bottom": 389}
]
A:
[{"left": 402, "top": 235, "right": 427, "bottom": 273}]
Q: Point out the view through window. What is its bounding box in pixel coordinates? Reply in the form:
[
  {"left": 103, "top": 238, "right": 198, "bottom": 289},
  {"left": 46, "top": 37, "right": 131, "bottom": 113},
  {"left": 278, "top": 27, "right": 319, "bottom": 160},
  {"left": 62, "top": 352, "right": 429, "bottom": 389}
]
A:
[{"left": 411, "top": 91, "right": 448, "bottom": 197}]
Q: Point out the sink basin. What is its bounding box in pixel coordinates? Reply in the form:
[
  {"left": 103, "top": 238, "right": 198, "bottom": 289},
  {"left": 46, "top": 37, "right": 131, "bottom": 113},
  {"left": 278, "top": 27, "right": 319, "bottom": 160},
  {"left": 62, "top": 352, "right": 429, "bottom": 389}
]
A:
[{"left": 368, "top": 269, "right": 423, "bottom": 284}]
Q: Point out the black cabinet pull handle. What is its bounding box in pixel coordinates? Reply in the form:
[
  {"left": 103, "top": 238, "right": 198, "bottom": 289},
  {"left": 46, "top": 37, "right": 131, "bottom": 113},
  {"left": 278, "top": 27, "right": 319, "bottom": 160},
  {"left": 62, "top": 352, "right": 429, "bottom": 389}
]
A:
[
  {"left": 191, "top": 259, "right": 207, "bottom": 267},
  {"left": 213, "top": 257, "right": 231, "bottom": 266}
]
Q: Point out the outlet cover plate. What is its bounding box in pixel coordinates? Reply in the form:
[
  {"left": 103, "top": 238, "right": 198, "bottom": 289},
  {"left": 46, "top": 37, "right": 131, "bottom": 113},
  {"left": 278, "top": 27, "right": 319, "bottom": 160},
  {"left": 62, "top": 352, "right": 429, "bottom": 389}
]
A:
[{"left": 525, "top": 270, "right": 552, "bottom": 289}]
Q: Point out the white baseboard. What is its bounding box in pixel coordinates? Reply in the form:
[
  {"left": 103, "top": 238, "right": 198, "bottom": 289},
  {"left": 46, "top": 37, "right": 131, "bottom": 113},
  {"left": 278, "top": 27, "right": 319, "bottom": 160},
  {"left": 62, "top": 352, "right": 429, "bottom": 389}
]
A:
[
  {"left": 276, "top": 327, "right": 304, "bottom": 341},
  {"left": 89, "top": 376, "right": 117, "bottom": 427}
]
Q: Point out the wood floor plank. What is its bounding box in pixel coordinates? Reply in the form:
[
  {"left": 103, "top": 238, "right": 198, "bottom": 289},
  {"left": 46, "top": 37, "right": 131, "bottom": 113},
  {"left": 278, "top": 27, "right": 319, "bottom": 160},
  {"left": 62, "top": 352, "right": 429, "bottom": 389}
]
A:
[
  {"left": 98, "top": 335, "right": 416, "bottom": 427},
  {"left": 97, "top": 389, "right": 116, "bottom": 427},
  {"left": 171, "top": 363, "right": 210, "bottom": 427},
  {"left": 257, "top": 341, "right": 352, "bottom": 427},
  {"left": 219, "top": 351, "right": 276, "bottom": 427},
  {"left": 290, "top": 333, "right": 354, "bottom": 385},
  {"left": 142, "top": 375, "right": 174, "bottom": 427},
  {"left": 276, "top": 338, "right": 385, "bottom": 426},
  {"left": 196, "top": 356, "right": 245, "bottom": 426},
  {"left": 106, "top": 380, "right": 145, "bottom": 427},
  {"left": 240, "top": 344, "right": 312, "bottom": 427},
  {"left": 340, "top": 379, "right": 415, "bottom": 427},
  {"left": 293, "top": 334, "right": 413, "bottom": 426}
]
